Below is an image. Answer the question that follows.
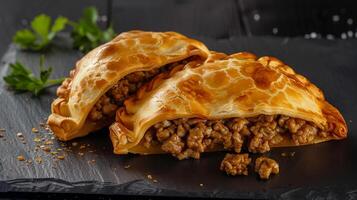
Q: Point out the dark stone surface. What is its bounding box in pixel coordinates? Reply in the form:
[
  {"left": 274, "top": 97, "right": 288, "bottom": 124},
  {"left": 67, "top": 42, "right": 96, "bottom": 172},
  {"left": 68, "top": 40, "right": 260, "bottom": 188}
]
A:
[{"left": 0, "top": 35, "right": 356, "bottom": 198}]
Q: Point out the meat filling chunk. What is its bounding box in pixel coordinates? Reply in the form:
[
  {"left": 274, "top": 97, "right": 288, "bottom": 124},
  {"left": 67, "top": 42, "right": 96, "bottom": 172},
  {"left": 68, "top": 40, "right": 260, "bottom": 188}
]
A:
[
  {"left": 89, "top": 69, "right": 162, "bottom": 121},
  {"left": 88, "top": 59, "right": 194, "bottom": 121},
  {"left": 255, "top": 156, "right": 279, "bottom": 179},
  {"left": 143, "top": 115, "right": 330, "bottom": 160},
  {"left": 220, "top": 153, "right": 251, "bottom": 176}
]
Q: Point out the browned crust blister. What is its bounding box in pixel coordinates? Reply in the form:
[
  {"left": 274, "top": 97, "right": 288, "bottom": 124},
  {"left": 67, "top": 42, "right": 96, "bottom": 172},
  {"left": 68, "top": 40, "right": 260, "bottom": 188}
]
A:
[
  {"left": 47, "top": 31, "right": 210, "bottom": 141},
  {"left": 109, "top": 52, "right": 347, "bottom": 154}
]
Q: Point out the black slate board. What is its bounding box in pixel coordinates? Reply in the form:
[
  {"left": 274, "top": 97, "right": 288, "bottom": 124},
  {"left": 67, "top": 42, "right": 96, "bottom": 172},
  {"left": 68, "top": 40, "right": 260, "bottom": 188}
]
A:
[{"left": 0, "top": 35, "right": 356, "bottom": 199}]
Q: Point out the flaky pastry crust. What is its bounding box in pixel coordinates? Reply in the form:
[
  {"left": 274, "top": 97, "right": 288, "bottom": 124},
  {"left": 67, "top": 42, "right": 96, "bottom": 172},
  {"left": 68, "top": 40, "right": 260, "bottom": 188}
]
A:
[
  {"left": 47, "top": 31, "right": 210, "bottom": 141},
  {"left": 110, "top": 52, "right": 347, "bottom": 154}
]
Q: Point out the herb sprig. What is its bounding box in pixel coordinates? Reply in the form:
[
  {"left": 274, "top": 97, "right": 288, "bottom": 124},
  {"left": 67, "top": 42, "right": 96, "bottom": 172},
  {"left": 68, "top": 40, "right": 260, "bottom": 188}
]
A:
[
  {"left": 3, "top": 56, "right": 64, "bottom": 96},
  {"left": 69, "top": 7, "right": 115, "bottom": 53},
  {"left": 13, "top": 14, "right": 68, "bottom": 51}
]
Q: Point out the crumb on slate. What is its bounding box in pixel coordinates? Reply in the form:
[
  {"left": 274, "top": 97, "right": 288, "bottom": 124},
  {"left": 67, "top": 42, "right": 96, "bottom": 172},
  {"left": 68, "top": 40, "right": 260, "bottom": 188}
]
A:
[
  {"left": 87, "top": 159, "right": 96, "bottom": 164},
  {"left": 31, "top": 128, "right": 39, "bottom": 133},
  {"left": 0, "top": 128, "right": 5, "bottom": 138},
  {"left": 281, "top": 152, "right": 295, "bottom": 157},
  {"left": 40, "top": 145, "right": 51, "bottom": 152},
  {"left": 35, "top": 156, "right": 42, "bottom": 164},
  {"left": 57, "top": 155, "right": 65, "bottom": 160},
  {"left": 44, "top": 141, "right": 53, "bottom": 145},
  {"left": 17, "top": 155, "right": 25, "bottom": 161}
]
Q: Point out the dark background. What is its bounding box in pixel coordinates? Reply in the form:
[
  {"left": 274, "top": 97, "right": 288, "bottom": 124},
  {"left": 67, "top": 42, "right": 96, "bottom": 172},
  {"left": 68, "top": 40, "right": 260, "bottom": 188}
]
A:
[
  {"left": 1, "top": 0, "right": 357, "bottom": 199},
  {"left": 2, "top": 0, "right": 357, "bottom": 56}
]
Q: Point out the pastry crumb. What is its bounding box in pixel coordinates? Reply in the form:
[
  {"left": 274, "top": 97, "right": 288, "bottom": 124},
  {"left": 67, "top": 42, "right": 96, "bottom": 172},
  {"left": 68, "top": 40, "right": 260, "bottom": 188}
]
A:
[
  {"left": 147, "top": 174, "right": 153, "bottom": 180},
  {"left": 87, "top": 159, "right": 96, "bottom": 164},
  {"left": 44, "top": 141, "right": 53, "bottom": 145},
  {"left": 57, "top": 155, "right": 65, "bottom": 160},
  {"left": 35, "top": 156, "right": 42, "bottom": 164},
  {"left": 0, "top": 129, "right": 4, "bottom": 138},
  {"left": 31, "top": 128, "right": 39, "bottom": 133},
  {"left": 17, "top": 155, "right": 25, "bottom": 161},
  {"left": 40, "top": 145, "right": 51, "bottom": 152},
  {"left": 124, "top": 165, "right": 131, "bottom": 169}
]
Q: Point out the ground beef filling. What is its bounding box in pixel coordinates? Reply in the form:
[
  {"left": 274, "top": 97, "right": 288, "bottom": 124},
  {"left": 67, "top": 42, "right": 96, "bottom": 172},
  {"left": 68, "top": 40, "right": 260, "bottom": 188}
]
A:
[
  {"left": 88, "top": 61, "right": 187, "bottom": 121},
  {"left": 255, "top": 156, "right": 279, "bottom": 179},
  {"left": 142, "top": 115, "right": 330, "bottom": 160},
  {"left": 220, "top": 153, "right": 251, "bottom": 176}
]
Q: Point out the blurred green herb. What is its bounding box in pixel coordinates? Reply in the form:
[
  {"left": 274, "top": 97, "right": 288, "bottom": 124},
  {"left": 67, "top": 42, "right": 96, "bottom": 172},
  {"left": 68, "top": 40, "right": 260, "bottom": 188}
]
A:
[
  {"left": 3, "top": 55, "right": 65, "bottom": 96},
  {"left": 13, "top": 14, "right": 68, "bottom": 51},
  {"left": 69, "top": 7, "right": 115, "bottom": 53}
]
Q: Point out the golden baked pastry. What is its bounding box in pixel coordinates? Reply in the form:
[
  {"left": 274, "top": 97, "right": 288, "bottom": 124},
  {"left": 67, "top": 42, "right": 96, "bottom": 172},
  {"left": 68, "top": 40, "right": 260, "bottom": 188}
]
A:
[
  {"left": 110, "top": 52, "right": 347, "bottom": 159},
  {"left": 47, "top": 31, "right": 210, "bottom": 141}
]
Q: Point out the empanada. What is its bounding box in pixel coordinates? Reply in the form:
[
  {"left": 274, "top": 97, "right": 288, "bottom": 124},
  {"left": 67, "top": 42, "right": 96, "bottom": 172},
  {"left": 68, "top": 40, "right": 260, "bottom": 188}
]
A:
[
  {"left": 109, "top": 52, "right": 347, "bottom": 159},
  {"left": 47, "top": 31, "right": 210, "bottom": 141}
]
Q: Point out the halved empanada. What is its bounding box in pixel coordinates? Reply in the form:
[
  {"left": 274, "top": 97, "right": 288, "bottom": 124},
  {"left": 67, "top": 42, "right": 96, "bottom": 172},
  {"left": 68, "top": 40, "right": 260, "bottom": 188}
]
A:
[
  {"left": 48, "top": 31, "right": 209, "bottom": 141},
  {"left": 109, "top": 52, "right": 347, "bottom": 159}
]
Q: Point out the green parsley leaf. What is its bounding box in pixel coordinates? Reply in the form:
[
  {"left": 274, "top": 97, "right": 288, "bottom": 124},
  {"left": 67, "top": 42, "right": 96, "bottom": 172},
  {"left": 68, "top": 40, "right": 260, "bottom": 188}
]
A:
[
  {"left": 13, "top": 29, "right": 37, "bottom": 49},
  {"left": 3, "top": 55, "right": 65, "bottom": 96},
  {"left": 51, "top": 16, "right": 68, "bottom": 33},
  {"left": 13, "top": 14, "right": 68, "bottom": 51},
  {"left": 31, "top": 14, "right": 51, "bottom": 40},
  {"left": 83, "top": 6, "right": 98, "bottom": 24},
  {"left": 69, "top": 7, "right": 116, "bottom": 53}
]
